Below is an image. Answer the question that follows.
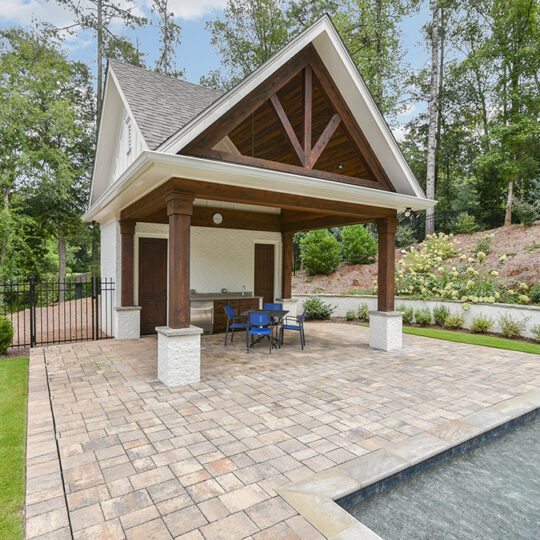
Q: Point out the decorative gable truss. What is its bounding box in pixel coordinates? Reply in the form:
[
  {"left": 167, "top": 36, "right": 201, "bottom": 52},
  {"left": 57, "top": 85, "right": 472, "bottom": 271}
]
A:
[{"left": 182, "top": 45, "right": 395, "bottom": 192}]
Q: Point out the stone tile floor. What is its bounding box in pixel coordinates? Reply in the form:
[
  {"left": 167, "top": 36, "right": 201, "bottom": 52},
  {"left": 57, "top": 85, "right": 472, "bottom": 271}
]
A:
[{"left": 25, "top": 322, "right": 540, "bottom": 539}]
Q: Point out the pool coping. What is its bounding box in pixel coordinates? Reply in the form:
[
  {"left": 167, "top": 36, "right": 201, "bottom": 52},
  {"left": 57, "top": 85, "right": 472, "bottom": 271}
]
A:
[{"left": 277, "top": 389, "right": 540, "bottom": 540}]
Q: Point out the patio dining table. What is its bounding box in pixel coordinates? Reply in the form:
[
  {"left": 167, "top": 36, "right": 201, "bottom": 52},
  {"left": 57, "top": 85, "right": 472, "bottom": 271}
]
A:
[{"left": 240, "top": 308, "right": 288, "bottom": 348}]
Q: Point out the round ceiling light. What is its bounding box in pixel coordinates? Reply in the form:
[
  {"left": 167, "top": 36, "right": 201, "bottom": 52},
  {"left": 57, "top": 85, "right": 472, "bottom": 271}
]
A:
[{"left": 212, "top": 213, "right": 223, "bottom": 224}]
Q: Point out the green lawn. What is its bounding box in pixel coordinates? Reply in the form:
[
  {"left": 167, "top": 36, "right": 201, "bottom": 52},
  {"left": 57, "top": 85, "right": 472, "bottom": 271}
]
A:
[
  {"left": 0, "top": 357, "right": 28, "bottom": 540},
  {"left": 402, "top": 326, "right": 540, "bottom": 355}
]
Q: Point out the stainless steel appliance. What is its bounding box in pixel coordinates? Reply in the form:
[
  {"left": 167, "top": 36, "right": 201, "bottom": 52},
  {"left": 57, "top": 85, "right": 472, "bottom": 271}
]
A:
[{"left": 190, "top": 301, "right": 214, "bottom": 333}]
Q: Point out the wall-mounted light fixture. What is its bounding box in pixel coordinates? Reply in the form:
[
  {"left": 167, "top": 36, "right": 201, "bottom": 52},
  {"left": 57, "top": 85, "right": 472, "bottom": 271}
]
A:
[
  {"left": 338, "top": 162, "right": 344, "bottom": 170},
  {"left": 88, "top": 220, "right": 96, "bottom": 230},
  {"left": 212, "top": 213, "right": 223, "bottom": 225},
  {"left": 404, "top": 207, "right": 413, "bottom": 218}
]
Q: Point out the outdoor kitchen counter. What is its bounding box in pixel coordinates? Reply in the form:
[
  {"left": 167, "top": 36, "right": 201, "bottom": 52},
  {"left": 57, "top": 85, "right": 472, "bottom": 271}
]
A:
[{"left": 191, "top": 292, "right": 263, "bottom": 301}]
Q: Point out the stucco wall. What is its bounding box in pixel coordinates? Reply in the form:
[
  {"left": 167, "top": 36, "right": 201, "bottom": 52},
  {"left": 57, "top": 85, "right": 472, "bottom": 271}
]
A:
[
  {"left": 292, "top": 294, "right": 540, "bottom": 339},
  {"left": 131, "top": 222, "right": 282, "bottom": 304}
]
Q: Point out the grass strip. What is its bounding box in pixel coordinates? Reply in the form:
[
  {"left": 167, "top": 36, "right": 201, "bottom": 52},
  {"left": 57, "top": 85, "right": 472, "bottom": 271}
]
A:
[
  {"left": 0, "top": 357, "right": 29, "bottom": 540},
  {"left": 401, "top": 326, "right": 540, "bottom": 355}
]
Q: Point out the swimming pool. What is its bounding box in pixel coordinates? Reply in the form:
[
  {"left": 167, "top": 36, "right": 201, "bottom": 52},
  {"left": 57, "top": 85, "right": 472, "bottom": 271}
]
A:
[{"left": 343, "top": 415, "right": 539, "bottom": 540}]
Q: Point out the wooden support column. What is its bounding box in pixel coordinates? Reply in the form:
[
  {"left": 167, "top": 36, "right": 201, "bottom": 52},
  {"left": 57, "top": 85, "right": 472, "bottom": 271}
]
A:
[
  {"left": 120, "top": 220, "right": 135, "bottom": 306},
  {"left": 376, "top": 216, "right": 398, "bottom": 312},
  {"left": 281, "top": 231, "right": 293, "bottom": 299},
  {"left": 167, "top": 192, "right": 194, "bottom": 328}
]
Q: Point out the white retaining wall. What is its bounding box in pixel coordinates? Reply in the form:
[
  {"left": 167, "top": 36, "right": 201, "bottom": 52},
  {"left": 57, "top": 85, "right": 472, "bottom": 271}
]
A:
[{"left": 292, "top": 294, "right": 540, "bottom": 339}]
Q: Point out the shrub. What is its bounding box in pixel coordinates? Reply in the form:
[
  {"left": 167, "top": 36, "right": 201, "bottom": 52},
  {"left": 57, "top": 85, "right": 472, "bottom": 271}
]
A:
[
  {"left": 472, "top": 234, "right": 493, "bottom": 257},
  {"left": 303, "top": 297, "right": 336, "bottom": 320},
  {"left": 532, "top": 324, "right": 540, "bottom": 342},
  {"left": 341, "top": 225, "right": 377, "bottom": 264},
  {"left": 396, "top": 225, "right": 416, "bottom": 248},
  {"left": 300, "top": 229, "right": 342, "bottom": 275},
  {"left": 0, "top": 316, "right": 13, "bottom": 354},
  {"left": 414, "top": 308, "right": 432, "bottom": 326},
  {"left": 529, "top": 283, "right": 540, "bottom": 304},
  {"left": 433, "top": 305, "right": 450, "bottom": 326},
  {"left": 444, "top": 314, "right": 465, "bottom": 329},
  {"left": 471, "top": 315, "right": 493, "bottom": 333},
  {"left": 513, "top": 198, "right": 539, "bottom": 227},
  {"left": 346, "top": 310, "right": 357, "bottom": 321},
  {"left": 498, "top": 313, "right": 526, "bottom": 338},
  {"left": 455, "top": 212, "right": 478, "bottom": 234},
  {"left": 357, "top": 303, "right": 370, "bottom": 321},
  {"left": 397, "top": 305, "right": 414, "bottom": 324}
]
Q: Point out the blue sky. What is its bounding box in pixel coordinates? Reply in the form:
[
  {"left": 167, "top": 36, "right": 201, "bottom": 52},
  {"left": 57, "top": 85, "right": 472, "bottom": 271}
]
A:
[{"left": 0, "top": 1, "right": 432, "bottom": 134}]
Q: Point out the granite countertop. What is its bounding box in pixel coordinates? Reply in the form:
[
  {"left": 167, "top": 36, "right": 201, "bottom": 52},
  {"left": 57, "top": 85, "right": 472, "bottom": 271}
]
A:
[{"left": 190, "top": 292, "right": 262, "bottom": 301}]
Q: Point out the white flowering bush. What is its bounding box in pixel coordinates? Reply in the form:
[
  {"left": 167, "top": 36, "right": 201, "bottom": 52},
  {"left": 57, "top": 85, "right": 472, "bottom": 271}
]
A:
[{"left": 395, "top": 232, "right": 531, "bottom": 306}]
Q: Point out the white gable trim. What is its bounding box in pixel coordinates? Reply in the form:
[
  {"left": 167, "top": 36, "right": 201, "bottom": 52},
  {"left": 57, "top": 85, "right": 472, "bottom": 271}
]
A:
[{"left": 156, "top": 16, "right": 425, "bottom": 199}]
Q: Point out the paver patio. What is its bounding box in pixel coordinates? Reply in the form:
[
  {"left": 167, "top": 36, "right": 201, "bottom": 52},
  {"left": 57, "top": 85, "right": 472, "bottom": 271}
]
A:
[{"left": 25, "top": 322, "right": 540, "bottom": 539}]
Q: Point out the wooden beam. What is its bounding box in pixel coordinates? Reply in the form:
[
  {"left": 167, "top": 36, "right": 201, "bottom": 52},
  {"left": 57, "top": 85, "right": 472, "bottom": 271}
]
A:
[
  {"left": 185, "top": 147, "right": 387, "bottom": 192},
  {"left": 308, "top": 113, "right": 341, "bottom": 169},
  {"left": 269, "top": 93, "right": 305, "bottom": 166},
  {"left": 167, "top": 192, "right": 193, "bottom": 328},
  {"left": 304, "top": 65, "right": 312, "bottom": 164},
  {"left": 281, "top": 231, "right": 293, "bottom": 299},
  {"left": 120, "top": 220, "right": 135, "bottom": 306},
  {"left": 120, "top": 177, "right": 396, "bottom": 223},
  {"left": 376, "top": 216, "right": 398, "bottom": 312},
  {"left": 282, "top": 214, "right": 370, "bottom": 233}
]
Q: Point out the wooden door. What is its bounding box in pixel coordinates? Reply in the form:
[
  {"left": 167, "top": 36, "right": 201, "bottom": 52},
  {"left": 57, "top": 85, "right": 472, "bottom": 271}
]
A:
[
  {"left": 254, "top": 244, "right": 275, "bottom": 306},
  {"left": 139, "top": 238, "right": 167, "bottom": 334}
]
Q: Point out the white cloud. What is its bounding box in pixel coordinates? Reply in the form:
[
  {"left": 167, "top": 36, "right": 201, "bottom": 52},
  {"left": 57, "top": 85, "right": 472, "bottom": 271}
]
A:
[
  {"left": 0, "top": 0, "right": 76, "bottom": 28},
  {"left": 160, "top": 0, "right": 227, "bottom": 20},
  {"left": 396, "top": 103, "right": 416, "bottom": 120},
  {"left": 392, "top": 124, "right": 409, "bottom": 142}
]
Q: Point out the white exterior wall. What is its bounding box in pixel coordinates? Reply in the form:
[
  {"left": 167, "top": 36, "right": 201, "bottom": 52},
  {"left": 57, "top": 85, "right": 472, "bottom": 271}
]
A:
[
  {"left": 132, "top": 222, "right": 282, "bottom": 305},
  {"left": 292, "top": 294, "right": 540, "bottom": 339},
  {"left": 100, "top": 220, "right": 122, "bottom": 337}
]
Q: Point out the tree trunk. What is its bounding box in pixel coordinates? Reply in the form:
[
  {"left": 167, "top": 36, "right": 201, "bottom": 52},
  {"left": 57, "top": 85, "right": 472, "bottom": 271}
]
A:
[
  {"left": 504, "top": 177, "right": 514, "bottom": 225},
  {"left": 96, "top": 0, "right": 103, "bottom": 122},
  {"left": 58, "top": 226, "right": 66, "bottom": 303},
  {"left": 425, "top": 0, "right": 440, "bottom": 236},
  {"left": 0, "top": 186, "right": 10, "bottom": 270}
]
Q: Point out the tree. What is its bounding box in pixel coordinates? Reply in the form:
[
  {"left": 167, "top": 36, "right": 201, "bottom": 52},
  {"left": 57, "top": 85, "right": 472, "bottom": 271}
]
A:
[
  {"left": 300, "top": 229, "right": 341, "bottom": 275},
  {"left": 152, "top": 0, "right": 183, "bottom": 77},
  {"left": 425, "top": 0, "right": 440, "bottom": 235},
  {"left": 53, "top": 0, "right": 147, "bottom": 117},
  {"left": 342, "top": 225, "right": 378, "bottom": 264}
]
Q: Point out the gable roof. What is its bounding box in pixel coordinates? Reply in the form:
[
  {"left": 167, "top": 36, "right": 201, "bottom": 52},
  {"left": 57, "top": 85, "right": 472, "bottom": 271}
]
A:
[{"left": 109, "top": 60, "right": 222, "bottom": 150}]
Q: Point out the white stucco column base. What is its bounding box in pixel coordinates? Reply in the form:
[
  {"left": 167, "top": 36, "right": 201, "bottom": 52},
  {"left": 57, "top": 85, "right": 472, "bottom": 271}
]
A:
[
  {"left": 156, "top": 325, "right": 203, "bottom": 387},
  {"left": 114, "top": 306, "right": 141, "bottom": 340},
  {"left": 277, "top": 298, "right": 300, "bottom": 317},
  {"left": 369, "top": 311, "right": 403, "bottom": 351}
]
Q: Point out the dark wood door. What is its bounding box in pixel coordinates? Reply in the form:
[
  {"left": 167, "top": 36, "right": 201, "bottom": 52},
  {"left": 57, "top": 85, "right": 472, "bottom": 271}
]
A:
[
  {"left": 254, "top": 243, "right": 275, "bottom": 306},
  {"left": 139, "top": 238, "right": 167, "bottom": 334}
]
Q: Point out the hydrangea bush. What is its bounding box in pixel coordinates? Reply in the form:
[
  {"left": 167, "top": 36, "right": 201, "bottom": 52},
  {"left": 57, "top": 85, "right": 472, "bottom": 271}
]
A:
[{"left": 394, "top": 232, "right": 533, "bottom": 306}]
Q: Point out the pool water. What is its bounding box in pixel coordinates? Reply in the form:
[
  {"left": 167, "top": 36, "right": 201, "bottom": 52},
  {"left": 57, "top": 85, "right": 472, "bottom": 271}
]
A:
[{"left": 345, "top": 417, "right": 540, "bottom": 540}]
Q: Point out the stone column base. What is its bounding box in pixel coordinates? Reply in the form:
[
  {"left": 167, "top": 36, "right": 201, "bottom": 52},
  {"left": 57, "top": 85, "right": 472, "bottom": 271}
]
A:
[
  {"left": 114, "top": 306, "right": 141, "bottom": 340},
  {"left": 369, "top": 311, "right": 403, "bottom": 351},
  {"left": 277, "top": 298, "right": 300, "bottom": 317},
  {"left": 156, "top": 325, "right": 203, "bottom": 387}
]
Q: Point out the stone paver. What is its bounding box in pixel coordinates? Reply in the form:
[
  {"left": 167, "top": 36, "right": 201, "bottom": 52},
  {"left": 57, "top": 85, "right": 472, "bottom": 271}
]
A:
[{"left": 25, "top": 322, "right": 540, "bottom": 538}]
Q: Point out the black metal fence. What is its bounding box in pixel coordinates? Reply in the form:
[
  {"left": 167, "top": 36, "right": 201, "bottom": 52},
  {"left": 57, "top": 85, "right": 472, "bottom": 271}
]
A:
[{"left": 0, "top": 276, "right": 115, "bottom": 349}]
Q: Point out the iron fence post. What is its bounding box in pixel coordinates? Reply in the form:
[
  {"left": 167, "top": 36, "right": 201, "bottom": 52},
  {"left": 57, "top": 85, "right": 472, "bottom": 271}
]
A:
[{"left": 29, "top": 277, "right": 36, "bottom": 347}]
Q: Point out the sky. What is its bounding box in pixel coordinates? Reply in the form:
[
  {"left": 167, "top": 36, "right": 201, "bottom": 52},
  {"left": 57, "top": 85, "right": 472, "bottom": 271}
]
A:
[{"left": 0, "top": 0, "right": 432, "bottom": 137}]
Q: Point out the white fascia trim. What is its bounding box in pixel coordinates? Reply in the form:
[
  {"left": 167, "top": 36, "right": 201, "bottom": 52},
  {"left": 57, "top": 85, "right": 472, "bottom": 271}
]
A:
[
  {"left": 83, "top": 151, "right": 436, "bottom": 223},
  {"left": 156, "top": 18, "right": 328, "bottom": 154}
]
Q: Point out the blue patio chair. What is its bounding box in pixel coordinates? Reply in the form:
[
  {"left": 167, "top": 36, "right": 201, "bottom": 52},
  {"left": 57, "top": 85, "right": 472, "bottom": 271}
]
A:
[
  {"left": 246, "top": 312, "right": 273, "bottom": 354},
  {"left": 280, "top": 309, "right": 307, "bottom": 349},
  {"left": 263, "top": 303, "right": 283, "bottom": 342},
  {"left": 224, "top": 305, "right": 248, "bottom": 346}
]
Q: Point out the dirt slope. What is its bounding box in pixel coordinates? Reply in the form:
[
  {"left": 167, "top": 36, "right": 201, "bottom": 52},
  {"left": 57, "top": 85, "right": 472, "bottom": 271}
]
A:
[{"left": 292, "top": 222, "right": 540, "bottom": 295}]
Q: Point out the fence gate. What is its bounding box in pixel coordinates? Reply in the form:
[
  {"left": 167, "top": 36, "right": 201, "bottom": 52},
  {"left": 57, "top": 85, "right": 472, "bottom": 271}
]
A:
[{"left": 1, "top": 276, "right": 115, "bottom": 349}]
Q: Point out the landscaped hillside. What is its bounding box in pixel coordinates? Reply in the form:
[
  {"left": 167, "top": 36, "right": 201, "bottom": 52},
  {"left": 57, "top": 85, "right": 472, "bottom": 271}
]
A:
[{"left": 293, "top": 222, "right": 540, "bottom": 295}]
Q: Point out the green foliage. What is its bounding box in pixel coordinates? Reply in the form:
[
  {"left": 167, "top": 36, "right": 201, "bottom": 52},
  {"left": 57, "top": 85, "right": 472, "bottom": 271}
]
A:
[
  {"left": 397, "top": 305, "right": 414, "bottom": 324},
  {"left": 498, "top": 313, "right": 526, "bottom": 338},
  {"left": 471, "top": 315, "right": 493, "bottom": 333},
  {"left": 414, "top": 308, "right": 432, "bottom": 326},
  {"left": 300, "top": 229, "right": 341, "bottom": 275},
  {"left": 529, "top": 284, "right": 540, "bottom": 304},
  {"left": 303, "top": 297, "right": 336, "bottom": 320},
  {"left": 513, "top": 199, "right": 539, "bottom": 227},
  {"left": 455, "top": 213, "right": 478, "bottom": 234},
  {"left": 444, "top": 314, "right": 465, "bottom": 330},
  {"left": 396, "top": 225, "right": 416, "bottom": 248},
  {"left": 0, "top": 317, "right": 14, "bottom": 354},
  {"left": 532, "top": 324, "right": 540, "bottom": 342},
  {"left": 357, "top": 303, "right": 370, "bottom": 321},
  {"left": 341, "top": 225, "right": 377, "bottom": 264},
  {"left": 433, "top": 305, "right": 450, "bottom": 327},
  {"left": 346, "top": 310, "right": 357, "bottom": 321},
  {"left": 472, "top": 234, "right": 494, "bottom": 257}
]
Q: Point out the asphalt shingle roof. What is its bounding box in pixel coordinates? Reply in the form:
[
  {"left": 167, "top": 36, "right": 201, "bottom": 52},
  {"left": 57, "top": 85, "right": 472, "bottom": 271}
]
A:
[{"left": 109, "top": 59, "right": 223, "bottom": 150}]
